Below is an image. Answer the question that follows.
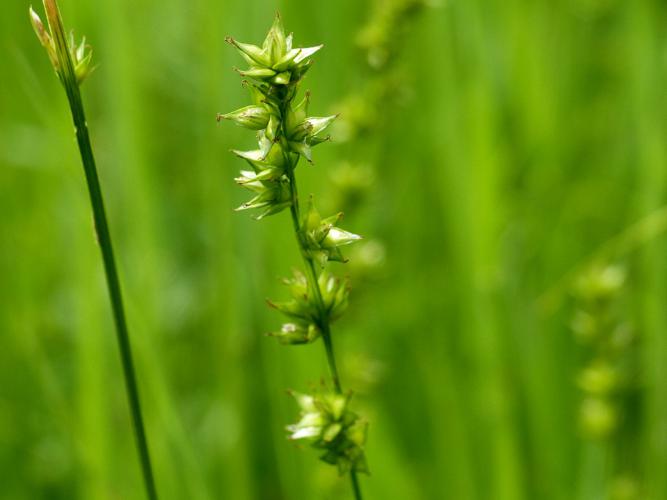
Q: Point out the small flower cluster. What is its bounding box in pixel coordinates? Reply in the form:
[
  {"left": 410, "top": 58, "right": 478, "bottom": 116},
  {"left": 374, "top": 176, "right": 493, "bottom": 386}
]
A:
[
  {"left": 225, "top": 18, "right": 321, "bottom": 87},
  {"left": 30, "top": 6, "right": 93, "bottom": 85},
  {"left": 571, "top": 264, "right": 637, "bottom": 440},
  {"left": 301, "top": 198, "right": 362, "bottom": 266},
  {"left": 268, "top": 269, "right": 350, "bottom": 345},
  {"left": 219, "top": 17, "right": 340, "bottom": 219},
  {"left": 221, "top": 15, "right": 368, "bottom": 479},
  {"left": 288, "top": 390, "right": 368, "bottom": 475}
]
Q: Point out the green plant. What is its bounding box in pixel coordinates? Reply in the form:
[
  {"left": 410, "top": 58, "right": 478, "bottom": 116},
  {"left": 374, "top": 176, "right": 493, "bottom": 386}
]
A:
[
  {"left": 29, "top": 2, "right": 158, "bottom": 499},
  {"left": 219, "top": 14, "right": 368, "bottom": 498}
]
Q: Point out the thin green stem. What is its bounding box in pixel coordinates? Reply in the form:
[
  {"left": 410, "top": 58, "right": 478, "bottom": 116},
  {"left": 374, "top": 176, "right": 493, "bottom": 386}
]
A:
[
  {"left": 67, "top": 80, "right": 159, "bottom": 500},
  {"left": 350, "top": 470, "right": 363, "bottom": 500},
  {"left": 70, "top": 84, "right": 159, "bottom": 500},
  {"left": 286, "top": 159, "right": 362, "bottom": 500},
  {"left": 45, "top": 3, "right": 158, "bottom": 498},
  {"left": 286, "top": 164, "right": 342, "bottom": 392},
  {"left": 318, "top": 298, "right": 342, "bottom": 394}
]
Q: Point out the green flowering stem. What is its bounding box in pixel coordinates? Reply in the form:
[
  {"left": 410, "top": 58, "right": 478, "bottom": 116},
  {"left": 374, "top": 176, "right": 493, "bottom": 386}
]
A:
[
  {"left": 30, "top": 2, "right": 158, "bottom": 499},
  {"left": 285, "top": 108, "right": 361, "bottom": 500},
  {"left": 222, "top": 15, "right": 367, "bottom": 498},
  {"left": 284, "top": 152, "right": 344, "bottom": 394},
  {"left": 286, "top": 166, "right": 344, "bottom": 394}
]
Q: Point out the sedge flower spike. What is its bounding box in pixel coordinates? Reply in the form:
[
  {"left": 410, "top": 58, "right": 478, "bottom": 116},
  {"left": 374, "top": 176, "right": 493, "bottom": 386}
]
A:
[{"left": 220, "top": 13, "right": 368, "bottom": 497}]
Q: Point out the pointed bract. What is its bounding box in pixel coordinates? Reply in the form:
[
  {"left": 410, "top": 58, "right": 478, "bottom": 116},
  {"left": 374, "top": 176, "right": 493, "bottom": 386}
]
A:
[
  {"left": 265, "top": 13, "right": 287, "bottom": 62},
  {"left": 29, "top": 3, "right": 94, "bottom": 86},
  {"left": 30, "top": 7, "right": 58, "bottom": 68},
  {"left": 219, "top": 105, "right": 271, "bottom": 130},
  {"left": 294, "top": 45, "right": 323, "bottom": 64},
  {"left": 226, "top": 37, "right": 271, "bottom": 66},
  {"left": 301, "top": 197, "right": 362, "bottom": 264}
]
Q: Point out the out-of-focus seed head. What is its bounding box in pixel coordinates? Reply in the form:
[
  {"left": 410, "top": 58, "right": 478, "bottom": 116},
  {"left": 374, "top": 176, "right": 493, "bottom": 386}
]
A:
[
  {"left": 574, "top": 264, "right": 626, "bottom": 305},
  {"left": 579, "top": 397, "right": 618, "bottom": 440},
  {"left": 356, "top": 0, "right": 431, "bottom": 70},
  {"left": 577, "top": 362, "right": 618, "bottom": 396}
]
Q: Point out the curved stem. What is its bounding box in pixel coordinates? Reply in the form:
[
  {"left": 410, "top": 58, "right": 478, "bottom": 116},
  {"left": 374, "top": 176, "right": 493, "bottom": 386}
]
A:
[
  {"left": 45, "top": 2, "right": 159, "bottom": 497},
  {"left": 286, "top": 165, "right": 342, "bottom": 392},
  {"left": 286, "top": 160, "right": 362, "bottom": 500}
]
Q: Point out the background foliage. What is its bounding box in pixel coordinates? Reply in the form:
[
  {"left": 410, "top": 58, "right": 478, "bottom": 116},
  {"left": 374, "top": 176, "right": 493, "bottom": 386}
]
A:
[{"left": 2, "top": 0, "right": 667, "bottom": 499}]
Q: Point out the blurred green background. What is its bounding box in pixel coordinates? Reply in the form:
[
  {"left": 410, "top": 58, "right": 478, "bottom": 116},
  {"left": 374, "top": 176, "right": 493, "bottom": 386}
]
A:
[{"left": 2, "top": 0, "right": 667, "bottom": 499}]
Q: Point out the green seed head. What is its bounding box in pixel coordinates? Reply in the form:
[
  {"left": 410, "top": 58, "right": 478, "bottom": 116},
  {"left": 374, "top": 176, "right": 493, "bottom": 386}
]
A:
[
  {"left": 574, "top": 264, "right": 626, "bottom": 304},
  {"left": 357, "top": 0, "right": 431, "bottom": 70},
  {"left": 287, "top": 389, "right": 368, "bottom": 475},
  {"left": 221, "top": 16, "right": 333, "bottom": 219},
  {"left": 579, "top": 397, "right": 618, "bottom": 440},
  {"left": 267, "top": 268, "right": 350, "bottom": 344},
  {"left": 225, "top": 13, "right": 321, "bottom": 87},
  {"left": 317, "top": 270, "right": 350, "bottom": 321},
  {"left": 269, "top": 322, "right": 321, "bottom": 345},
  {"left": 302, "top": 197, "right": 362, "bottom": 265},
  {"left": 29, "top": 1, "right": 94, "bottom": 86},
  {"left": 577, "top": 362, "right": 618, "bottom": 396}
]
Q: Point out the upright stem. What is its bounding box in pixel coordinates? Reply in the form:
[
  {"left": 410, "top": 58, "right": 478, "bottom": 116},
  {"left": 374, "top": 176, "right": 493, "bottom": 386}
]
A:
[
  {"left": 68, "top": 86, "right": 159, "bottom": 500},
  {"left": 319, "top": 308, "right": 343, "bottom": 394},
  {"left": 350, "top": 470, "right": 363, "bottom": 499},
  {"left": 45, "top": 3, "right": 159, "bottom": 497},
  {"left": 286, "top": 162, "right": 362, "bottom": 500}
]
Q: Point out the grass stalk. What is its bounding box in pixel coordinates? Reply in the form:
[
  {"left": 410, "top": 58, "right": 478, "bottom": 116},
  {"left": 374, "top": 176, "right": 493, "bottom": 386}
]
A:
[
  {"left": 59, "top": 38, "right": 160, "bottom": 500},
  {"left": 30, "top": 2, "right": 158, "bottom": 499}
]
